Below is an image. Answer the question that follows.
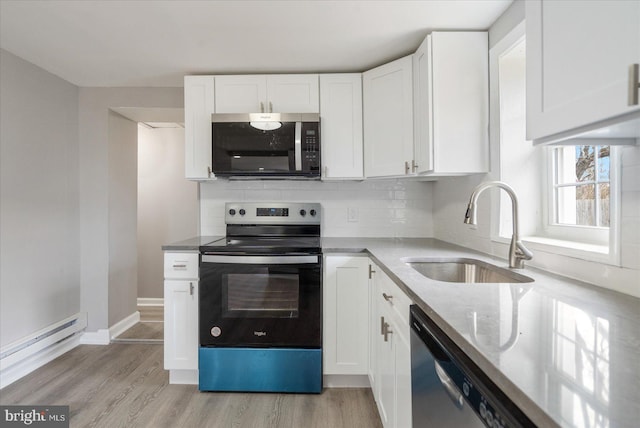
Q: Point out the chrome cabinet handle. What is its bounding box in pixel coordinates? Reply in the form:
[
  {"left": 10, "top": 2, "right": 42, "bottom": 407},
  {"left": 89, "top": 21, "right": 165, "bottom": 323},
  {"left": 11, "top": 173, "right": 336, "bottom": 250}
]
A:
[
  {"left": 383, "top": 292, "right": 393, "bottom": 302},
  {"left": 383, "top": 322, "right": 392, "bottom": 342},
  {"left": 629, "top": 64, "right": 639, "bottom": 106},
  {"left": 260, "top": 102, "right": 265, "bottom": 113},
  {"left": 368, "top": 264, "right": 376, "bottom": 279},
  {"left": 405, "top": 161, "right": 410, "bottom": 174},
  {"left": 269, "top": 101, "right": 273, "bottom": 113},
  {"left": 412, "top": 159, "right": 418, "bottom": 173},
  {"left": 380, "top": 316, "right": 385, "bottom": 335},
  {"left": 189, "top": 282, "right": 194, "bottom": 296}
]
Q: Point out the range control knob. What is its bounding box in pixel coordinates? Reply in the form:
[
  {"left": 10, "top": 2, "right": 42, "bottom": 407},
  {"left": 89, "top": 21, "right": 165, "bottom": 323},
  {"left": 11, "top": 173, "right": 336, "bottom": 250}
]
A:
[
  {"left": 310, "top": 209, "right": 317, "bottom": 217},
  {"left": 239, "top": 209, "right": 246, "bottom": 216},
  {"left": 229, "top": 209, "right": 236, "bottom": 216},
  {"left": 299, "top": 209, "right": 307, "bottom": 216}
]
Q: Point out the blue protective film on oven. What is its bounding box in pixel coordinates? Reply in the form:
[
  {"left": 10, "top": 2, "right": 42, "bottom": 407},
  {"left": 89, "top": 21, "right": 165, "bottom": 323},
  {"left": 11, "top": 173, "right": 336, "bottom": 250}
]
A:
[{"left": 198, "top": 347, "right": 322, "bottom": 393}]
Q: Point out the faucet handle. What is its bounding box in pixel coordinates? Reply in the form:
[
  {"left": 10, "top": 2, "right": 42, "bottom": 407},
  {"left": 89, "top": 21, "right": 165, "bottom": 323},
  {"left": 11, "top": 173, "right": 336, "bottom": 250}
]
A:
[{"left": 515, "top": 241, "right": 533, "bottom": 261}]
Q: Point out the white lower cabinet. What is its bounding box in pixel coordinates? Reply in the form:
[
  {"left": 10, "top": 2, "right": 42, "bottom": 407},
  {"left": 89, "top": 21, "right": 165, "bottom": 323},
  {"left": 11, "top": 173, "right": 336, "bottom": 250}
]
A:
[
  {"left": 163, "top": 251, "right": 199, "bottom": 384},
  {"left": 323, "top": 256, "right": 370, "bottom": 375},
  {"left": 370, "top": 263, "right": 413, "bottom": 428}
]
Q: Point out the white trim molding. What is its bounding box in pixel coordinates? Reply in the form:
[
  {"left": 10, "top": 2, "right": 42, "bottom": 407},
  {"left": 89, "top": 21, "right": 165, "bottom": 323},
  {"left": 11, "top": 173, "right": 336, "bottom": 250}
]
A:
[
  {"left": 137, "top": 298, "right": 164, "bottom": 306},
  {"left": 80, "top": 311, "right": 141, "bottom": 345}
]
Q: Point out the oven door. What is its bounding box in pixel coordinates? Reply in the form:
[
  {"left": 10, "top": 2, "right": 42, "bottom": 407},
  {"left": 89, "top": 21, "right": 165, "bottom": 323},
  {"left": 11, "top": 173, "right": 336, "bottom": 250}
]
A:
[{"left": 199, "top": 254, "right": 321, "bottom": 348}]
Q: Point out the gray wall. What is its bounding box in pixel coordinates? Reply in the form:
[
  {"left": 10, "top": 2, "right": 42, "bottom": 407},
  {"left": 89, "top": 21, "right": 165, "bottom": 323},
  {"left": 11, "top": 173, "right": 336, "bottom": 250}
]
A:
[
  {"left": 107, "top": 111, "right": 139, "bottom": 325},
  {"left": 0, "top": 49, "right": 80, "bottom": 346},
  {"left": 137, "top": 126, "right": 198, "bottom": 299},
  {"left": 78, "top": 87, "right": 183, "bottom": 331}
]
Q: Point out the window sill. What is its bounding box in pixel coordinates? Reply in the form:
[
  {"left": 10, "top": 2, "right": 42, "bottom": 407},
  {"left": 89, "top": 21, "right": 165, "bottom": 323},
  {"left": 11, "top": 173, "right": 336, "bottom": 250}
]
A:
[{"left": 492, "top": 235, "right": 617, "bottom": 265}]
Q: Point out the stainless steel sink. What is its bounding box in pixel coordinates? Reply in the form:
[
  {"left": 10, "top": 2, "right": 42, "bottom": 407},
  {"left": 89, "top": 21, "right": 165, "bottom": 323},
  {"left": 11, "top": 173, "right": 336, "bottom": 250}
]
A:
[{"left": 404, "top": 258, "right": 534, "bottom": 284}]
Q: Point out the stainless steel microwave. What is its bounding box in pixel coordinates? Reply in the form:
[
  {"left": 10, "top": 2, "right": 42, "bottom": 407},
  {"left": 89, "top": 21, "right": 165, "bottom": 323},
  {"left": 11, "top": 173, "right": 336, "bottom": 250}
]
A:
[{"left": 211, "top": 113, "right": 320, "bottom": 178}]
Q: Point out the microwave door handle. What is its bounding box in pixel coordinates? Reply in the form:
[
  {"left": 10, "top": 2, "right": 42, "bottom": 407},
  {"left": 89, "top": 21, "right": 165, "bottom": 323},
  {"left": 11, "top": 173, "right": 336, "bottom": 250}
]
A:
[{"left": 295, "top": 121, "right": 302, "bottom": 171}]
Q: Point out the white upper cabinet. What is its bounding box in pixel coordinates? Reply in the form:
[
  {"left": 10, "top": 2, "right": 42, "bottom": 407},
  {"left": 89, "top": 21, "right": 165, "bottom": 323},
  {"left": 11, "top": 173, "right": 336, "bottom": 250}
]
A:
[
  {"left": 184, "top": 76, "right": 215, "bottom": 180},
  {"left": 363, "top": 55, "right": 414, "bottom": 177},
  {"left": 413, "top": 32, "right": 489, "bottom": 175},
  {"left": 526, "top": 0, "right": 640, "bottom": 143},
  {"left": 320, "top": 74, "right": 364, "bottom": 179},
  {"left": 215, "top": 74, "right": 319, "bottom": 113}
]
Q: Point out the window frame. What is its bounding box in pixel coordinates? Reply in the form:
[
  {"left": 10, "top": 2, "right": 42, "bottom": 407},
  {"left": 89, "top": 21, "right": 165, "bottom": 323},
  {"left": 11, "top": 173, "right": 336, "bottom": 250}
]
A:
[{"left": 538, "top": 143, "right": 621, "bottom": 264}]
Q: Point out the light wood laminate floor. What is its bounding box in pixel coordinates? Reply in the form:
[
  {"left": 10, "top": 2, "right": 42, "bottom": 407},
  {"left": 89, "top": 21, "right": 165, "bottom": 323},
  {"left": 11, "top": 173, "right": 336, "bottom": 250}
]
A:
[{"left": 0, "top": 342, "right": 383, "bottom": 428}]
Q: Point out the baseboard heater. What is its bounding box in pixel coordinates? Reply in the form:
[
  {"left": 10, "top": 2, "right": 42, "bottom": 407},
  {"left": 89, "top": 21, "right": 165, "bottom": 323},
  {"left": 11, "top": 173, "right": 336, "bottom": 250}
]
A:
[{"left": 0, "top": 312, "right": 87, "bottom": 388}]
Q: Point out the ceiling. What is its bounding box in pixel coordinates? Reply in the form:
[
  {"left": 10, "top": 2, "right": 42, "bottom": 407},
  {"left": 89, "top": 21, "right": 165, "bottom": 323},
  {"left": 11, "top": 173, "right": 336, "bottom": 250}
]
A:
[{"left": 0, "top": 0, "right": 512, "bottom": 87}]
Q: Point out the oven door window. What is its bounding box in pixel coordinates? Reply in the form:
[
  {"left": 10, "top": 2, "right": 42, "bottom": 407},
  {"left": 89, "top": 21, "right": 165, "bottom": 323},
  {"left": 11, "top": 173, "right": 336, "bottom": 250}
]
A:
[{"left": 223, "top": 272, "right": 300, "bottom": 318}]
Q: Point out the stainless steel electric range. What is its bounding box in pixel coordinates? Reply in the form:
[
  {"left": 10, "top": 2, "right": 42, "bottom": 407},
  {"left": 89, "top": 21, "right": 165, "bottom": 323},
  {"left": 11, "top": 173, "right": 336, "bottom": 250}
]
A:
[{"left": 198, "top": 202, "right": 322, "bottom": 393}]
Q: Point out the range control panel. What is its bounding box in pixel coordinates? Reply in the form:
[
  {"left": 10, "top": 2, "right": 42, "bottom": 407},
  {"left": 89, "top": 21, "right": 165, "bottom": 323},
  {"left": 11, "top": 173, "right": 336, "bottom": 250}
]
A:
[{"left": 225, "top": 202, "right": 321, "bottom": 225}]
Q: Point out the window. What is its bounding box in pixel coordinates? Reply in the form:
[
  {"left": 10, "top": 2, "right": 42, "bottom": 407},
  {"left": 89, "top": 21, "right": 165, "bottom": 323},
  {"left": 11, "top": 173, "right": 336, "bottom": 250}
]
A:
[
  {"left": 545, "top": 145, "right": 617, "bottom": 248},
  {"left": 552, "top": 145, "right": 610, "bottom": 228}
]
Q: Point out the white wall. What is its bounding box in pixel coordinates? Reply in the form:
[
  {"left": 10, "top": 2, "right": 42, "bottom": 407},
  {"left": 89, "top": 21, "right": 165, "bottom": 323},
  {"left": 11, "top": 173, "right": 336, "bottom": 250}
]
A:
[
  {"left": 138, "top": 126, "right": 198, "bottom": 299},
  {"left": 78, "top": 87, "right": 183, "bottom": 331},
  {"left": 0, "top": 49, "right": 80, "bottom": 346},
  {"left": 200, "top": 180, "right": 434, "bottom": 238}
]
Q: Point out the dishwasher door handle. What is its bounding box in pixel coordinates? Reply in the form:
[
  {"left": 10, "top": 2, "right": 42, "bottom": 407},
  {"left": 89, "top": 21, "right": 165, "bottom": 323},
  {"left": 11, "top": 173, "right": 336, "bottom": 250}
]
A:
[{"left": 434, "top": 361, "right": 464, "bottom": 410}]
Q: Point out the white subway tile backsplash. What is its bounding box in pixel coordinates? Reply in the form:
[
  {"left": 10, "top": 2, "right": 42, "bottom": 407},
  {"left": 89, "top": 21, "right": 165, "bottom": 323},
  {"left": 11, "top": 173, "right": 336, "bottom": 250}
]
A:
[{"left": 199, "top": 179, "right": 434, "bottom": 237}]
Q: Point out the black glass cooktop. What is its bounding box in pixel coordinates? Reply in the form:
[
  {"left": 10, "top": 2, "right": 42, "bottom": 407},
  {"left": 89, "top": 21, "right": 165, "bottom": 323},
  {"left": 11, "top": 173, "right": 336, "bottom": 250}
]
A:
[{"left": 199, "top": 236, "right": 321, "bottom": 255}]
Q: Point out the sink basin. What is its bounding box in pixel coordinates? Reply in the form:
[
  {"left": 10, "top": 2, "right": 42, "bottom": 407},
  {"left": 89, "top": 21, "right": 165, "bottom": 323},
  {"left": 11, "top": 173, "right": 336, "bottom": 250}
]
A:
[{"left": 405, "top": 258, "right": 534, "bottom": 284}]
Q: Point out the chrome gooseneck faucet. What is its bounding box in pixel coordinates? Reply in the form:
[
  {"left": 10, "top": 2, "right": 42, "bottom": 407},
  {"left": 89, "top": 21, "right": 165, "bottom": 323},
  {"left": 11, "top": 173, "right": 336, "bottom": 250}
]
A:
[{"left": 463, "top": 181, "right": 533, "bottom": 269}]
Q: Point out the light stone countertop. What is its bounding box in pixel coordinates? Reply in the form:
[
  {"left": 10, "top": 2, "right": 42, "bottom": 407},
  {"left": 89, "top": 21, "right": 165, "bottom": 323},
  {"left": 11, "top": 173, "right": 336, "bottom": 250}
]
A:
[{"left": 323, "top": 237, "right": 640, "bottom": 428}]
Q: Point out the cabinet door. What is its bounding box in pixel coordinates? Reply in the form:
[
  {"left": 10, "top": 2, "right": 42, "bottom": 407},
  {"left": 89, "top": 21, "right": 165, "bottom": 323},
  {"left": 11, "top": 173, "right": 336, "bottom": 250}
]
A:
[
  {"left": 267, "top": 75, "right": 319, "bottom": 113},
  {"left": 164, "top": 280, "right": 198, "bottom": 370},
  {"left": 214, "top": 75, "right": 266, "bottom": 113},
  {"left": 526, "top": 0, "right": 640, "bottom": 142},
  {"left": 377, "top": 298, "right": 396, "bottom": 428},
  {"left": 363, "top": 55, "right": 414, "bottom": 177},
  {"left": 413, "top": 35, "right": 434, "bottom": 174},
  {"left": 184, "top": 76, "right": 215, "bottom": 180},
  {"left": 413, "top": 32, "right": 489, "bottom": 175},
  {"left": 320, "top": 74, "right": 364, "bottom": 179},
  {"left": 394, "top": 320, "right": 412, "bottom": 428},
  {"left": 323, "top": 256, "right": 370, "bottom": 375},
  {"left": 368, "top": 262, "right": 379, "bottom": 394}
]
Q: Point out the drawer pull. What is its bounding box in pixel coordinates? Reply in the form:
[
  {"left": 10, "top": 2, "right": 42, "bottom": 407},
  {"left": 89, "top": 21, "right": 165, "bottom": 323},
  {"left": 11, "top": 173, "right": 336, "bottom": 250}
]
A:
[
  {"left": 190, "top": 282, "right": 194, "bottom": 296},
  {"left": 383, "top": 292, "right": 393, "bottom": 302},
  {"left": 172, "top": 263, "right": 188, "bottom": 269}
]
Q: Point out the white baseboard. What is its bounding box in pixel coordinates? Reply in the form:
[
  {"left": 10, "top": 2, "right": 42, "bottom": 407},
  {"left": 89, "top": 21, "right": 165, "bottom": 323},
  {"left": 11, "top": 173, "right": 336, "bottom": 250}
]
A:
[
  {"left": 137, "top": 298, "right": 164, "bottom": 306},
  {"left": 80, "top": 329, "right": 110, "bottom": 345},
  {"left": 323, "top": 374, "right": 371, "bottom": 388},
  {"left": 109, "top": 311, "right": 140, "bottom": 339},
  {"left": 80, "top": 311, "right": 140, "bottom": 345}
]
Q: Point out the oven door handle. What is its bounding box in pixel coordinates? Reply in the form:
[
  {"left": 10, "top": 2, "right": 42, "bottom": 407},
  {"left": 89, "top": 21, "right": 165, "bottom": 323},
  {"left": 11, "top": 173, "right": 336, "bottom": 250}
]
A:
[{"left": 201, "top": 255, "right": 319, "bottom": 265}]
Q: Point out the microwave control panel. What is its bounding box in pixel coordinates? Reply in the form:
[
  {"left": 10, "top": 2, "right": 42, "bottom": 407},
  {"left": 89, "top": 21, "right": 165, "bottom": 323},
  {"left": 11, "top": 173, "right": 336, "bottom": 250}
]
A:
[{"left": 301, "top": 122, "right": 320, "bottom": 172}]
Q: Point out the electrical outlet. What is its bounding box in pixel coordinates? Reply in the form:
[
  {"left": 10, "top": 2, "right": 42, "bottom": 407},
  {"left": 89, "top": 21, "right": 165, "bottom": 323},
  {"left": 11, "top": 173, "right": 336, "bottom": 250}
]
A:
[{"left": 348, "top": 207, "right": 359, "bottom": 222}]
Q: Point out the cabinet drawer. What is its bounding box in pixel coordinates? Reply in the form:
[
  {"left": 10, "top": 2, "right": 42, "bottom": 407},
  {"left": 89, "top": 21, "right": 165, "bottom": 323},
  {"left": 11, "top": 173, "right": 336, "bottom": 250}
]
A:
[
  {"left": 164, "top": 252, "right": 199, "bottom": 279},
  {"left": 378, "top": 273, "right": 412, "bottom": 326}
]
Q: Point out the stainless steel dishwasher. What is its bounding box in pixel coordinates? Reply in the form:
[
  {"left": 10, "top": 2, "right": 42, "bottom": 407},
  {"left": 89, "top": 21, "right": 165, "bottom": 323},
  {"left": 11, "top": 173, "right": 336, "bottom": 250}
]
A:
[{"left": 410, "top": 305, "right": 535, "bottom": 428}]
